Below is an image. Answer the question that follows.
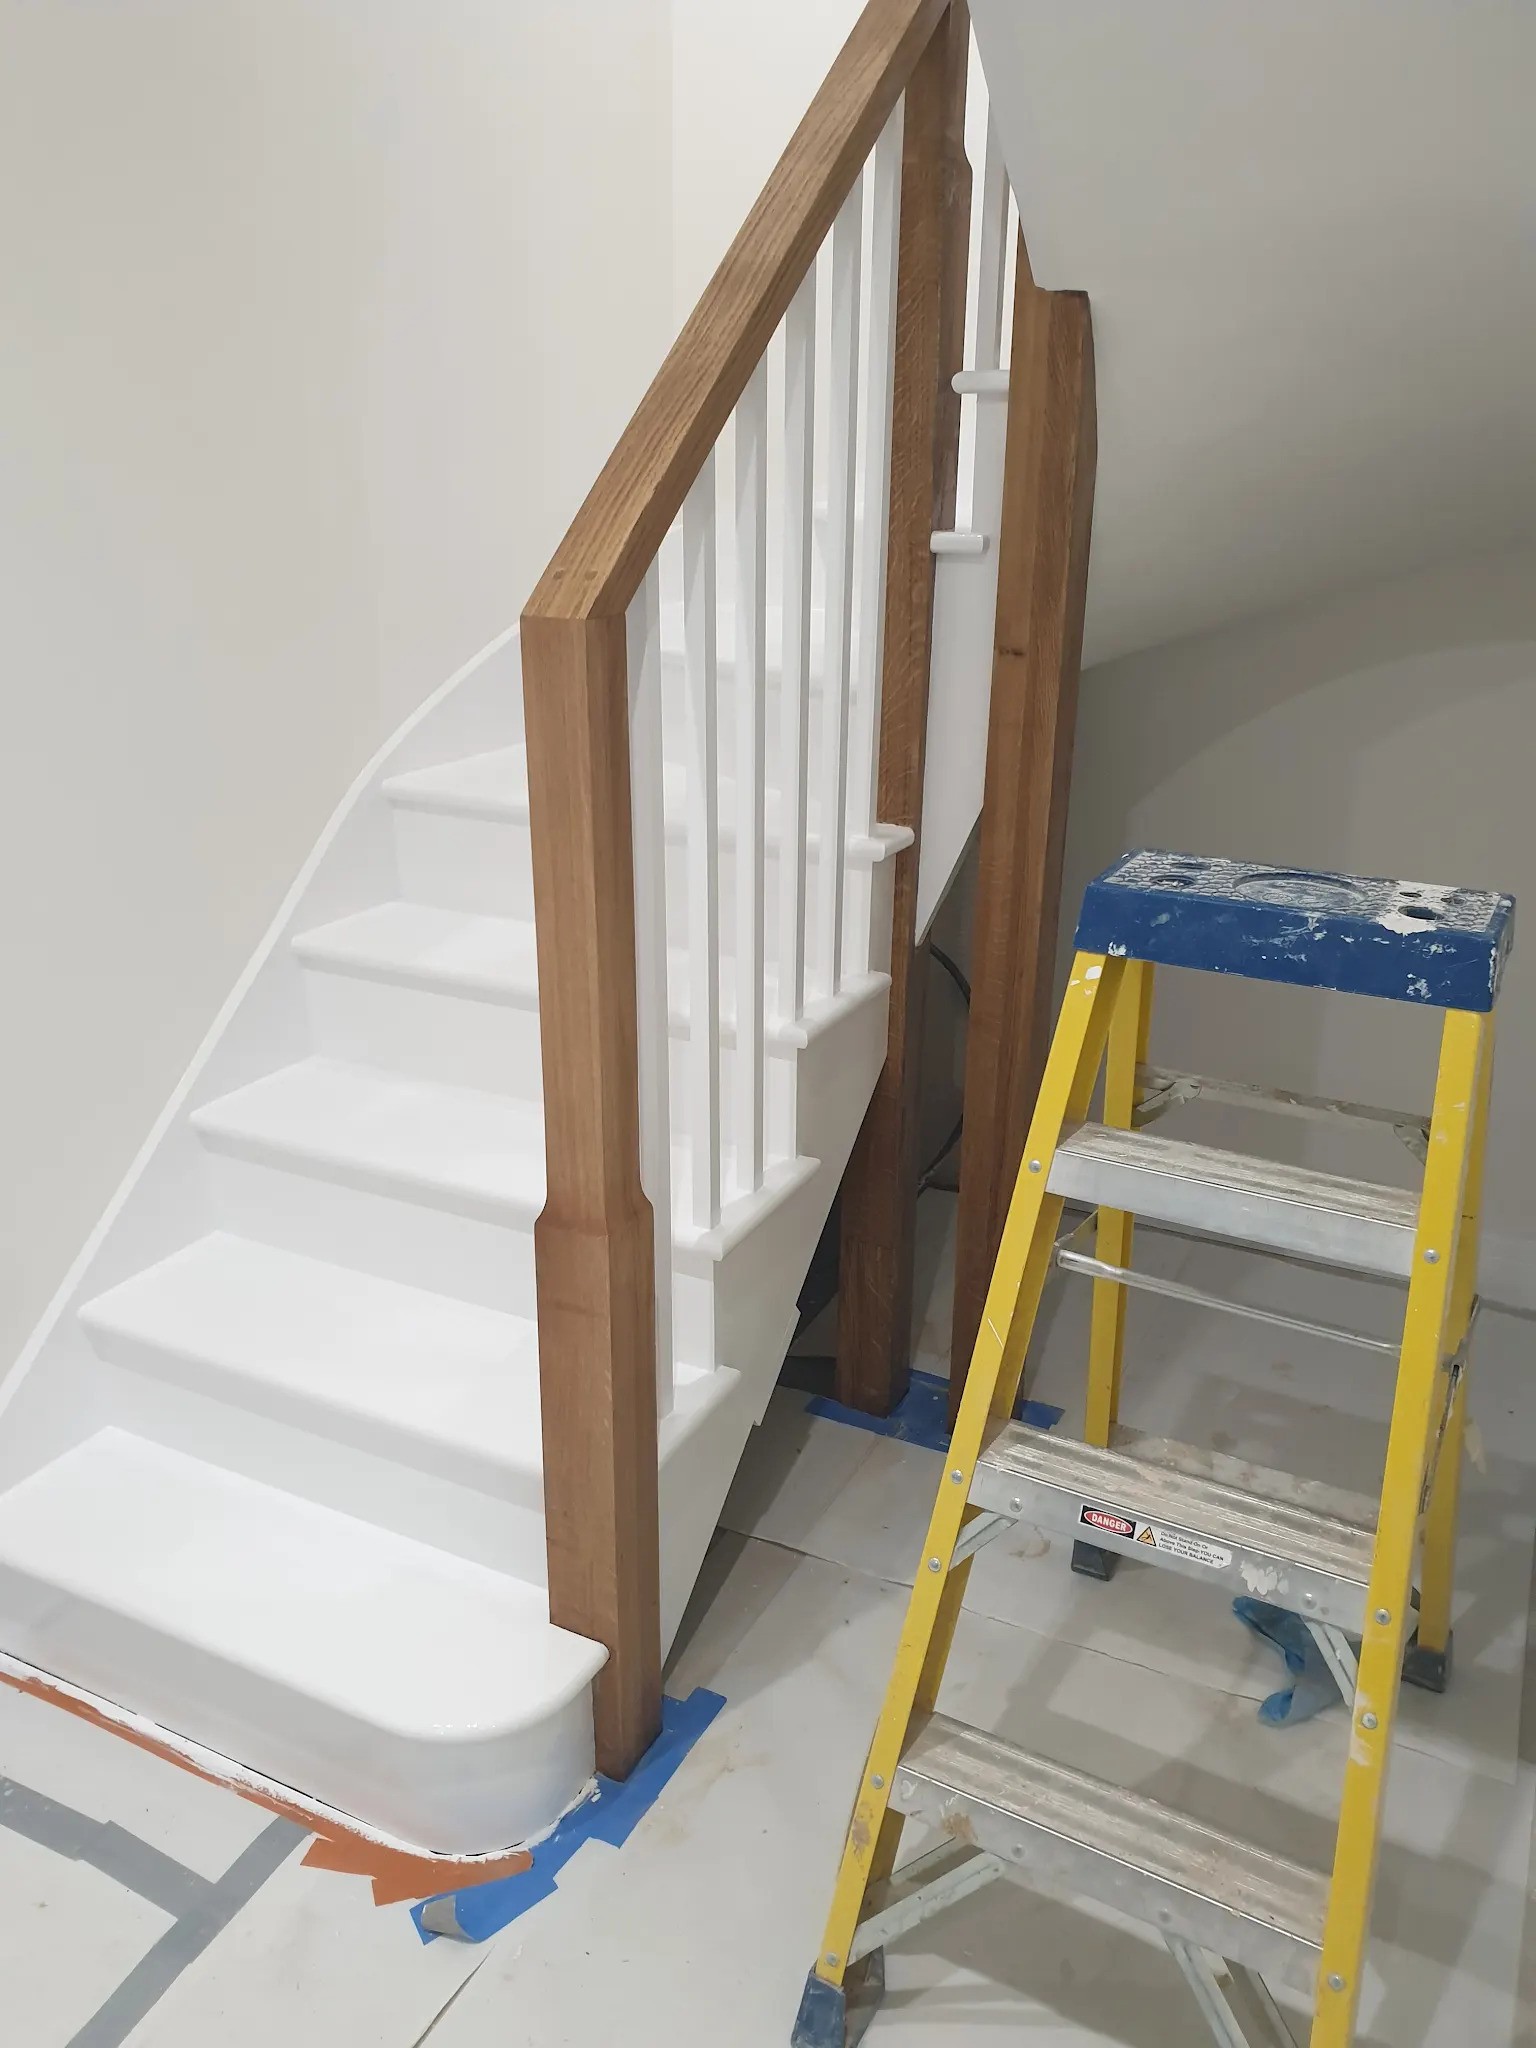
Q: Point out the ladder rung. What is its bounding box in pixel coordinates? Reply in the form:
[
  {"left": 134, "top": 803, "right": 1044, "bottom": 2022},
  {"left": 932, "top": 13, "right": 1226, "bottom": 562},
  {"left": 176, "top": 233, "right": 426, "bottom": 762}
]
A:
[
  {"left": 1047, "top": 1122, "right": 1419, "bottom": 1277},
  {"left": 971, "top": 1425, "right": 1377, "bottom": 1630},
  {"left": 892, "top": 1712, "right": 1327, "bottom": 1994}
]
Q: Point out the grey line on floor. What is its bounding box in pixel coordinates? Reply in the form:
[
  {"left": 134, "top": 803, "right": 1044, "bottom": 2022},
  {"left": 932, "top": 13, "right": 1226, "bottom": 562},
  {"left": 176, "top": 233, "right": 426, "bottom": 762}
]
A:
[
  {"left": 64, "top": 1816, "right": 308, "bottom": 2048},
  {"left": 1, "top": 1775, "right": 212, "bottom": 1919}
]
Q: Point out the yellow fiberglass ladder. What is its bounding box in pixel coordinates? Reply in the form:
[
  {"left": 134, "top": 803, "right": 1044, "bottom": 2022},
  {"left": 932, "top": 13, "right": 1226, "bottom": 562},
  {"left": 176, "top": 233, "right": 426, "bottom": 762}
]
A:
[{"left": 793, "top": 850, "right": 1513, "bottom": 2048}]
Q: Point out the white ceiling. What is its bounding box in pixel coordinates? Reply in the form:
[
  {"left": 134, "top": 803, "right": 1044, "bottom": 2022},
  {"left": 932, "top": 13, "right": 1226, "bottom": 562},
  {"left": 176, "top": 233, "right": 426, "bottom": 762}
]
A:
[{"left": 971, "top": 1, "right": 1536, "bottom": 667}]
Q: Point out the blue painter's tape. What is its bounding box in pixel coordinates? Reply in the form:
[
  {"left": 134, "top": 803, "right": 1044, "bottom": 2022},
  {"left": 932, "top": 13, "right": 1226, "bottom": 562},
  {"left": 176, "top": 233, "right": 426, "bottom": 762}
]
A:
[
  {"left": 807, "top": 1367, "right": 1062, "bottom": 1451},
  {"left": 1075, "top": 850, "right": 1514, "bottom": 1011},
  {"left": 413, "top": 1686, "right": 726, "bottom": 1944}
]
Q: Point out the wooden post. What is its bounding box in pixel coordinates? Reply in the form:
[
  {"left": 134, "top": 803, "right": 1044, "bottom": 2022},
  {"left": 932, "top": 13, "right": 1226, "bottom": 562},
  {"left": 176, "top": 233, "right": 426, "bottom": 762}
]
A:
[
  {"left": 948, "top": 239, "right": 1097, "bottom": 1415},
  {"left": 519, "top": 0, "right": 959, "bottom": 1770},
  {"left": 835, "top": 3, "right": 971, "bottom": 1414},
  {"left": 521, "top": 611, "right": 661, "bottom": 1778}
]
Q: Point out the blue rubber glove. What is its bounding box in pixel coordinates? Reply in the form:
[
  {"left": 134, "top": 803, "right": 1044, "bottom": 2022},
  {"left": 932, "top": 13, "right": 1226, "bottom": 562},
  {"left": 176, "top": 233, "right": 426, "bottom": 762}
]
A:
[{"left": 1232, "top": 1596, "right": 1346, "bottom": 1725}]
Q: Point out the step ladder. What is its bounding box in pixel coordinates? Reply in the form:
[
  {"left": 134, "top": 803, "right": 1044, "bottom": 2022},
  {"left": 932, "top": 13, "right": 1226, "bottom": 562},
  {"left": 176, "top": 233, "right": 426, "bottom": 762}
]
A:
[{"left": 793, "top": 851, "right": 1512, "bottom": 2048}]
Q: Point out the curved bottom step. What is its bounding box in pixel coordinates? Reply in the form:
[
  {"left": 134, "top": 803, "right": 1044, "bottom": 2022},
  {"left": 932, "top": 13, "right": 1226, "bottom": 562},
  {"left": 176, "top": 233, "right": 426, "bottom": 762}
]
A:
[{"left": 0, "top": 1430, "right": 605, "bottom": 1855}]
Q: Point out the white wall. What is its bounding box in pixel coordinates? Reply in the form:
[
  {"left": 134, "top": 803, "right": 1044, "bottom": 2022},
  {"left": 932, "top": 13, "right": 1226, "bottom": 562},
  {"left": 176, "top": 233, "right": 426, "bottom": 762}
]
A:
[
  {"left": 971, "top": 1, "right": 1536, "bottom": 667},
  {"left": 1059, "top": 541, "right": 1536, "bottom": 1300},
  {"left": 0, "top": 1, "right": 672, "bottom": 1368},
  {"left": 670, "top": 0, "right": 861, "bottom": 322}
]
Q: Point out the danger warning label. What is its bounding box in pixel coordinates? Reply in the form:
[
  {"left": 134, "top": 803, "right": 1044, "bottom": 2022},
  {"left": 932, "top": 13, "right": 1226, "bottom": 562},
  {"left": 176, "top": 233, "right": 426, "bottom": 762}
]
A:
[
  {"left": 1134, "top": 1522, "right": 1231, "bottom": 1570},
  {"left": 1079, "top": 1504, "right": 1135, "bottom": 1541}
]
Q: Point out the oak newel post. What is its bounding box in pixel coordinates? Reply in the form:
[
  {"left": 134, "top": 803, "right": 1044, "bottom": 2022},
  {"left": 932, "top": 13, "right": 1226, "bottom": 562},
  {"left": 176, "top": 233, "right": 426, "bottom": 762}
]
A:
[{"left": 521, "top": 611, "right": 661, "bottom": 1777}]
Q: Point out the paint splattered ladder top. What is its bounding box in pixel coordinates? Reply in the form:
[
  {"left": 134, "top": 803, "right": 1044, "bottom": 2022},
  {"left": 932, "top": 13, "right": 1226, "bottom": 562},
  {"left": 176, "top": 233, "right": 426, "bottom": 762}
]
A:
[{"left": 1075, "top": 851, "right": 1514, "bottom": 1010}]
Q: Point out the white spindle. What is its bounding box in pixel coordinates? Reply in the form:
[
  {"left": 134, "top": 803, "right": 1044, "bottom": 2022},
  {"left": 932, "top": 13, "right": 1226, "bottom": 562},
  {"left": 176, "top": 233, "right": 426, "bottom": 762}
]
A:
[
  {"left": 733, "top": 363, "right": 768, "bottom": 1193},
  {"left": 777, "top": 269, "right": 816, "bottom": 1026},
  {"left": 815, "top": 178, "right": 863, "bottom": 1000},
  {"left": 973, "top": 103, "right": 1009, "bottom": 372},
  {"left": 681, "top": 460, "right": 721, "bottom": 1230},
  {"left": 848, "top": 102, "right": 903, "bottom": 863},
  {"left": 626, "top": 564, "right": 674, "bottom": 1410}
]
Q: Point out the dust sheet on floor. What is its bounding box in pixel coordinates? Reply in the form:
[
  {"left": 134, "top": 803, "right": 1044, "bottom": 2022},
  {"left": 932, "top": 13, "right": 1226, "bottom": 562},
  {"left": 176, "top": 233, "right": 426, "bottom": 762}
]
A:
[
  {"left": 4, "top": 1199, "right": 1533, "bottom": 2045},
  {"left": 420, "top": 1209, "right": 1535, "bottom": 2046}
]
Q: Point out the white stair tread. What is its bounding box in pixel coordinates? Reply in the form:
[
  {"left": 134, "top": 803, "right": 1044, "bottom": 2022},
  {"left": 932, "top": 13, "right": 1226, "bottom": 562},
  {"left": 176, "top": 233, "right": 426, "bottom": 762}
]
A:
[
  {"left": 192, "top": 1056, "right": 815, "bottom": 1253},
  {"left": 383, "top": 745, "right": 893, "bottom": 859},
  {"left": 0, "top": 1430, "right": 604, "bottom": 1739},
  {"left": 193, "top": 1057, "right": 547, "bottom": 1218},
  {"left": 293, "top": 900, "right": 887, "bottom": 1047},
  {"left": 78, "top": 1234, "right": 543, "bottom": 1490}
]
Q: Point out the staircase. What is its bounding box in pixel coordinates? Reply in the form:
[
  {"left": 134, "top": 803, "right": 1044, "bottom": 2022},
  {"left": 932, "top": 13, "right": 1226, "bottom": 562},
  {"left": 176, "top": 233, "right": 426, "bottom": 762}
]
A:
[
  {"left": 0, "top": 622, "right": 898, "bottom": 1857},
  {"left": 0, "top": 0, "right": 1000, "bottom": 1864}
]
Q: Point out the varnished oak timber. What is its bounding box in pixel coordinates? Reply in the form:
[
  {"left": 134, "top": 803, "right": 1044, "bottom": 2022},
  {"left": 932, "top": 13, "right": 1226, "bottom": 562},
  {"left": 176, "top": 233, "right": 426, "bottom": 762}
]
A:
[
  {"left": 521, "top": 0, "right": 963, "bottom": 1771},
  {"left": 949, "top": 239, "right": 1097, "bottom": 1418},
  {"left": 522, "top": 612, "right": 661, "bottom": 1775},
  {"left": 526, "top": 0, "right": 947, "bottom": 627},
  {"left": 835, "top": 2, "right": 971, "bottom": 1414}
]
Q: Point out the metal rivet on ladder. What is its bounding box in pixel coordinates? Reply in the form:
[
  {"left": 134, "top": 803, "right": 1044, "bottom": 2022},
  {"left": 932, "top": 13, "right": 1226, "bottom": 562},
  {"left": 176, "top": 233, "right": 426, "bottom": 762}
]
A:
[
  {"left": 1008, "top": 1496, "right": 1022, "bottom": 1514},
  {"left": 870, "top": 1774, "right": 884, "bottom": 1790},
  {"left": 950, "top": 1469, "right": 964, "bottom": 1484},
  {"left": 825, "top": 1953, "right": 841, "bottom": 1969},
  {"left": 1027, "top": 1159, "right": 1042, "bottom": 1173},
  {"left": 1375, "top": 1607, "right": 1391, "bottom": 1624},
  {"left": 1361, "top": 1711, "right": 1379, "bottom": 1730},
  {"left": 1327, "top": 1974, "right": 1347, "bottom": 1993},
  {"left": 1424, "top": 1248, "right": 1440, "bottom": 1264},
  {"left": 928, "top": 1557, "right": 942, "bottom": 1573}
]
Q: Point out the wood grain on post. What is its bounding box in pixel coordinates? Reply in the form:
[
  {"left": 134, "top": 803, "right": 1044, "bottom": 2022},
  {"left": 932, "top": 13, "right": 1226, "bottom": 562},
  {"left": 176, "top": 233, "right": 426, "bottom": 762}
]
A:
[
  {"left": 835, "top": 2, "right": 972, "bottom": 1415},
  {"left": 521, "top": 0, "right": 961, "bottom": 1771},
  {"left": 521, "top": 612, "right": 661, "bottom": 1775},
  {"left": 948, "top": 239, "right": 1098, "bottom": 1417}
]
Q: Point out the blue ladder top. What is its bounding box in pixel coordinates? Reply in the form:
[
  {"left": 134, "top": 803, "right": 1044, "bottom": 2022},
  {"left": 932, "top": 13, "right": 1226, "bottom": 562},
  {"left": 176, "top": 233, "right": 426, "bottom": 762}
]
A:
[{"left": 1075, "top": 851, "right": 1514, "bottom": 1011}]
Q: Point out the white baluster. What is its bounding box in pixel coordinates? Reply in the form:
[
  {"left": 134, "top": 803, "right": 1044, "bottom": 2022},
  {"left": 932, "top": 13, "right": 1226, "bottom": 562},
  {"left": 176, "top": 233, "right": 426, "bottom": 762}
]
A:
[
  {"left": 681, "top": 461, "right": 721, "bottom": 1230},
  {"left": 626, "top": 562, "right": 674, "bottom": 1412},
  {"left": 848, "top": 103, "right": 903, "bottom": 877},
  {"left": 777, "top": 269, "right": 816, "bottom": 1027},
  {"left": 733, "top": 362, "right": 768, "bottom": 1194},
  {"left": 815, "top": 176, "right": 863, "bottom": 1000},
  {"left": 973, "top": 102, "right": 1009, "bottom": 372}
]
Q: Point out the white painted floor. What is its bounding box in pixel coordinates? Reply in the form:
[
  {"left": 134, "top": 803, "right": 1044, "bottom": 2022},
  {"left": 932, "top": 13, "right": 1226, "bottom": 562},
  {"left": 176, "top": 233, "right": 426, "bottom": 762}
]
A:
[{"left": 3, "top": 1196, "right": 1533, "bottom": 2046}]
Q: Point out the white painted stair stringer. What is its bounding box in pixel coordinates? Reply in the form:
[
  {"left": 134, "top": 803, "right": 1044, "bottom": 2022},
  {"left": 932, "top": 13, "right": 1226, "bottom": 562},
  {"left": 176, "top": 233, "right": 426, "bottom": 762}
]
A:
[{"left": 0, "top": 622, "right": 894, "bottom": 1857}]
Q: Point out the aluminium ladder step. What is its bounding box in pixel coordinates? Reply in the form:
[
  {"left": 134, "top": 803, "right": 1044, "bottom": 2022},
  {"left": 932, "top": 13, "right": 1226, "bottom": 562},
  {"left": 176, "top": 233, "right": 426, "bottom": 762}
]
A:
[
  {"left": 971, "top": 1425, "right": 1378, "bottom": 1630},
  {"left": 890, "top": 1712, "right": 1327, "bottom": 1996},
  {"left": 1047, "top": 1121, "right": 1420, "bottom": 1277}
]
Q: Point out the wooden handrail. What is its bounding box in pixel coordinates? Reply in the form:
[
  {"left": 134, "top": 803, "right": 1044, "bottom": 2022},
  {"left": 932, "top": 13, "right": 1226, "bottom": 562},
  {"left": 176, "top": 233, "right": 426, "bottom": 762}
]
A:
[
  {"left": 525, "top": 0, "right": 948, "bottom": 626},
  {"left": 522, "top": 0, "right": 965, "bottom": 1780}
]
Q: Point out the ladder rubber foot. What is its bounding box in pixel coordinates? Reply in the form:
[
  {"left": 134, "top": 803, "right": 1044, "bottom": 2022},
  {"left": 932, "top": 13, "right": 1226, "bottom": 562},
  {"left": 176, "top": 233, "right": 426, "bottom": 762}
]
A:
[
  {"left": 1402, "top": 1629, "right": 1453, "bottom": 1694},
  {"left": 1071, "top": 1539, "right": 1119, "bottom": 1582},
  {"left": 790, "top": 1956, "right": 885, "bottom": 2048}
]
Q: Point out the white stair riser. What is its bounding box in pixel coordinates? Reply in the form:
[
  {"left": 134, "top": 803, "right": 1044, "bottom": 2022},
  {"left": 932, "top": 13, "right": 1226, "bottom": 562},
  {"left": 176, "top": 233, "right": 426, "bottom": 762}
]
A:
[
  {"left": 203, "top": 1148, "right": 538, "bottom": 1315},
  {"left": 390, "top": 801, "right": 878, "bottom": 980},
  {"left": 300, "top": 969, "right": 544, "bottom": 1102},
  {"left": 201, "top": 1148, "right": 719, "bottom": 1374},
  {"left": 73, "top": 1344, "right": 551, "bottom": 1580},
  {"left": 0, "top": 1549, "right": 597, "bottom": 1854},
  {"left": 300, "top": 965, "right": 798, "bottom": 1156}
]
